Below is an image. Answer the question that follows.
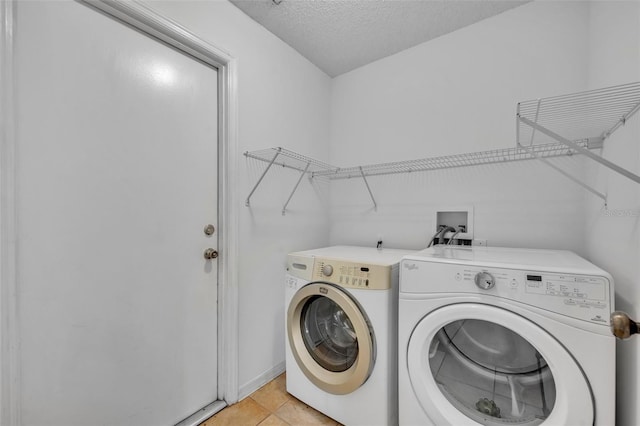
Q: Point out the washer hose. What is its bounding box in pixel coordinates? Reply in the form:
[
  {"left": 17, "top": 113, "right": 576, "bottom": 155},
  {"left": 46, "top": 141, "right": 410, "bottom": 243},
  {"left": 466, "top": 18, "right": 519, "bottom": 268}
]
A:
[
  {"left": 427, "top": 227, "right": 444, "bottom": 247},
  {"left": 427, "top": 226, "right": 456, "bottom": 247},
  {"left": 448, "top": 230, "right": 462, "bottom": 245},
  {"left": 438, "top": 226, "right": 456, "bottom": 245}
]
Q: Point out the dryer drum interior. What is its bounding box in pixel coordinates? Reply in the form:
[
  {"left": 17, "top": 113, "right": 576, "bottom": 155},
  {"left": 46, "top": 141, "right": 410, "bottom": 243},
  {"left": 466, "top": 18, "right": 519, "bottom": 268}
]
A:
[{"left": 429, "top": 319, "right": 557, "bottom": 425}]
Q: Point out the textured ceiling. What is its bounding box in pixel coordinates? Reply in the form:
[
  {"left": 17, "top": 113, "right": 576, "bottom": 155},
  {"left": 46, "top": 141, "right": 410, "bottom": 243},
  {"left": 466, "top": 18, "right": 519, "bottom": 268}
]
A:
[{"left": 230, "top": 0, "right": 529, "bottom": 77}]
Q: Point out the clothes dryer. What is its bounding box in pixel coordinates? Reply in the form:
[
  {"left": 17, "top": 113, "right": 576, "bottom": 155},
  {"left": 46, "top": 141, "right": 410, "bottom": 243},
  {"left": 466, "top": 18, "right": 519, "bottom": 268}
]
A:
[
  {"left": 286, "top": 246, "right": 414, "bottom": 426},
  {"left": 398, "top": 246, "right": 615, "bottom": 426}
]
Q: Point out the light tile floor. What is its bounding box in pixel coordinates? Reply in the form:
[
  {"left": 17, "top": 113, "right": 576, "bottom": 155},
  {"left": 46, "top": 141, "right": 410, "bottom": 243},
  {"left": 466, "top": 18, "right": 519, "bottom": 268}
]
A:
[{"left": 200, "top": 373, "right": 341, "bottom": 426}]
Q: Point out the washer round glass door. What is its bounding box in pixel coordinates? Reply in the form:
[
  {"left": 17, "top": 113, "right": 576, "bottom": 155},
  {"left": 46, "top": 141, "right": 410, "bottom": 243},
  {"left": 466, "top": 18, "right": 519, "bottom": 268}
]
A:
[
  {"left": 407, "top": 303, "right": 593, "bottom": 426},
  {"left": 288, "top": 282, "right": 375, "bottom": 395}
]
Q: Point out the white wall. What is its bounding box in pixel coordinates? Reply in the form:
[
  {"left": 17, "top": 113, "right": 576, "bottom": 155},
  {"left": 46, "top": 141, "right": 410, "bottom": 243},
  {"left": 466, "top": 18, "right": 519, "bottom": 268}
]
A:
[
  {"left": 140, "top": 0, "right": 332, "bottom": 398},
  {"left": 329, "top": 1, "right": 591, "bottom": 253},
  {"left": 585, "top": 2, "right": 640, "bottom": 425}
]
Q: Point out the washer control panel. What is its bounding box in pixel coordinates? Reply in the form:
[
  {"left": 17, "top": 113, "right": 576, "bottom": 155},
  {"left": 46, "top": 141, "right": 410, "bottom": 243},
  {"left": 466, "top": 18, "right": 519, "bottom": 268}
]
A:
[
  {"left": 401, "top": 260, "right": 612, "bottom": 325},
  {"left": 314, "top": 257, "right": 392, "bottom": 290}
]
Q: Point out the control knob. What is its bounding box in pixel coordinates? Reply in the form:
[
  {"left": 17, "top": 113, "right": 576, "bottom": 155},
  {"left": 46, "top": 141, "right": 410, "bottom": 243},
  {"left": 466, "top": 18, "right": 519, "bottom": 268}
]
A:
[
  {"left": 474, "top": 271, "right": 495, "bottom": 290},
  {"left": 321, "top": 264, "right": 334, "bottom": 277}
]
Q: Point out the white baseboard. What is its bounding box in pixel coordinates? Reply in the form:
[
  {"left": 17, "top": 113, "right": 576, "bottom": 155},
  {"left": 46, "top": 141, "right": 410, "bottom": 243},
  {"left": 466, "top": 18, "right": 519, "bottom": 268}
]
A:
[{"left": 237, "top": 361, "right": 286, "bottom": 401}]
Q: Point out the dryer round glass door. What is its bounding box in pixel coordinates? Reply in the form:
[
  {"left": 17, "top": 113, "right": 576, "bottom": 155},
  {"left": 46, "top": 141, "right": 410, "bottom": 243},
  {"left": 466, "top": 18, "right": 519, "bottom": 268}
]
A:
[
  {"left": 407, "top": 303, "right": 593, "bottom": 426},
  {"left": 287, "top": 282, "right": 375, "bottom": 395}
]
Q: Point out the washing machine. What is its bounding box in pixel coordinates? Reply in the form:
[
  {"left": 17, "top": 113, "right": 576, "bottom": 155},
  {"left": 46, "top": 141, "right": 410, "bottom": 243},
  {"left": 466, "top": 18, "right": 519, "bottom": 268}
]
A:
[
  {"left": 398, "top": 246, "right": 615, "bottom": 426},
  {"left": 285, "top": 245, "right": 414, "bottom": 426}
]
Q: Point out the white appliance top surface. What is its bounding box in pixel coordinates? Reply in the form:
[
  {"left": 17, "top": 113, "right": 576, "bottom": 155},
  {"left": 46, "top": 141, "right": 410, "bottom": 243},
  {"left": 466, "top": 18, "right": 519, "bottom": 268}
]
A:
[
  {"left": 290, "top": 245, "right": 416, "bottom": 266},
  {"left": 401, "top": 246, "right": 614, "bottom": 329},
  {"left": 404, "top": 246, "right": 609, "bottom": 276}
]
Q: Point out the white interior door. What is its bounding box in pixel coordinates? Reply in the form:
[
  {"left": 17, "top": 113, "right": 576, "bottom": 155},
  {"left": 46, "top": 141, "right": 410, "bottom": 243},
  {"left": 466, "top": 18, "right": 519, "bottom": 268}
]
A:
[{"left": 15, "top": 2, "right": 219, "bottom": 425}]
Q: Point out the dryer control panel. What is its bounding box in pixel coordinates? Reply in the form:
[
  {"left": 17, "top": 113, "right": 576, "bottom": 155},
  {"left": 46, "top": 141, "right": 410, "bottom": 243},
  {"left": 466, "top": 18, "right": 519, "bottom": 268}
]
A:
[
  {"left": 524, "top": 272, "right": 606, "bottom": 301},
  {"left": 401, "top": 260, "right": 613, "bottom": 326}
]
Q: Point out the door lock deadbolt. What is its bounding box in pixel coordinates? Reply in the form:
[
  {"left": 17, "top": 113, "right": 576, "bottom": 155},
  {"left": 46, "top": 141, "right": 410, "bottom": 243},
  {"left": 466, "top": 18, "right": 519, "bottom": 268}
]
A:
[{"left": 204, "top": 224, "right": 215, "bottom": 236}]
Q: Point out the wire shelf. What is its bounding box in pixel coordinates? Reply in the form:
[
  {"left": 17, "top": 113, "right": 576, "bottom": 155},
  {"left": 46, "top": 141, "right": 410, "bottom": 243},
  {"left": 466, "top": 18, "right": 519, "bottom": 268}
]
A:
[
  {"left": 244, "top": 147, "right": 336, "bottom": 174},
  {"left": 245, "top": 82, "right": 640, "bottom": 212},
  {"left": 244, "top": 142, "right": 590, "bottom": 212},
  {"left": 517, "top": 81, "right": 640, "bottom": 195},
  {"left": 313, "top": 142, "right": 587, "bottom": 180},
  {"left": 517, "top": 81, "right": 640, "bottom": 146}
]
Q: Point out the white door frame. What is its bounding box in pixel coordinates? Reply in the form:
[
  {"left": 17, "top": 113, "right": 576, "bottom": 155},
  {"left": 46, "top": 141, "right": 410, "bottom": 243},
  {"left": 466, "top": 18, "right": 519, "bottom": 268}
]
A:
[{"left": 0, "top": 1, "right": 240, "bottom": 424}]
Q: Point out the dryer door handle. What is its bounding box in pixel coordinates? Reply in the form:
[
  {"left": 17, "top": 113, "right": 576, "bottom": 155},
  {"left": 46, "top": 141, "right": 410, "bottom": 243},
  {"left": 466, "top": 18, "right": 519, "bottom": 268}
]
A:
[{"left": 611, "top": 311, "right": 639, "bottom": 340}]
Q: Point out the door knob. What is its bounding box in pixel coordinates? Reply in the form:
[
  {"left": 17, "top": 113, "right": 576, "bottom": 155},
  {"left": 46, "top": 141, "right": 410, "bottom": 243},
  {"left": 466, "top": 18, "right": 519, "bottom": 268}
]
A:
[
  {"left": 610, "top": 311, "right": 639, "bottom": 339},
  {"left": 204, "top": 248, "right": 218, "bottom": 260}
]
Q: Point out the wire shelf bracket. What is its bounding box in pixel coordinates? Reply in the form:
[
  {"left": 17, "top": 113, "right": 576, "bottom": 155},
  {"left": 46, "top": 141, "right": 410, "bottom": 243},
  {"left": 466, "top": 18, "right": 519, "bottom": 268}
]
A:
[
  {"left": 519, "top": 143, "right": 607, "bottom": 202},
  {"left": 359, "top": 166, "right": 378, "bottom": 211},
  {"left": 517, "top": 81, "right": 640, "bottom": 204},
  {"left": 245, "top": 148, "right": 281, "bottom": 207},
  {"left": 244, "top": 147, "right": 337, "bottom": 215},
  {"left": 281, "top": 162, "right": 310, "bottom": 215}
]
